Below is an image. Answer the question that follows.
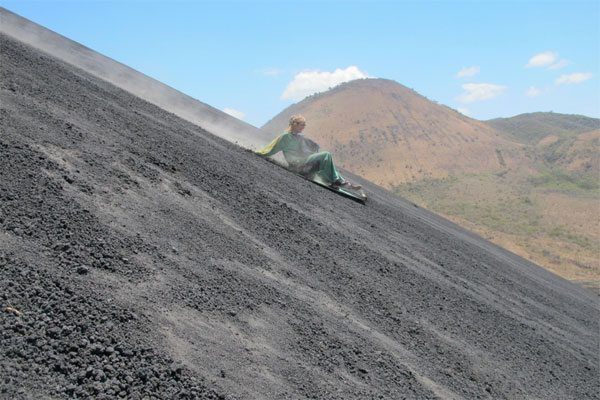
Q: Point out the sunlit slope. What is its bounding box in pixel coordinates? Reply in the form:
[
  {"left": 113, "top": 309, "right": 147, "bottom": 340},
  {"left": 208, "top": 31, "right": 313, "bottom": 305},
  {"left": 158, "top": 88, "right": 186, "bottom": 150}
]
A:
[
  {"left": 263, "top": 78, "right": 525, "bottom": 187},
  {"left": 557, "top": 128, "right": 599, "bottom": 174},
  {"left": 488, "top": 112, "right": 599, "bottom": 184},
  {"left": 487, "top": 112, "right": 599, "bottom": 144},
  {"left": 1, "top": 31, "right": 598, "bottom": 400},
  {"left": 395, "top": 169, "right": 600, "bottom": 290}
]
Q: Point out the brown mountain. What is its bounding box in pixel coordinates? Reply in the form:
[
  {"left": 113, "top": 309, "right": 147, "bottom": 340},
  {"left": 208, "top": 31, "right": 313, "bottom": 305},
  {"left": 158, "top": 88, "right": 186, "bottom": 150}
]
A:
[
  {"left": 487, "top": 112, "right": 599, "bottom": 144},
  {"left": 262, "top": 78, "right": 525, "bottom": 187},
  {"left": 488, "top": 112, "right": 599, "bottom": 182},
  {"left": 263, "top": 80, "right": 599, "bottom": 289},
  {"left": 536, "top": 129, "right": 600, "bottom": 178},
  {"left": 559, "top": 129, "right": 600, "bottom": 174}
]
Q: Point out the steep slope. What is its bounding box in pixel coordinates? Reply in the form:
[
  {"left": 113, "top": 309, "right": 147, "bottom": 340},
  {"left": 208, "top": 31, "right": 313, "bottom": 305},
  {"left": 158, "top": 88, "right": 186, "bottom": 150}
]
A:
[
  {"left": 0, "top": 7, "right": 272, "bottom": 149},
  {"left": 487, "top": 112, "right": 600, "bottom": 144},
  {"left": 1, "top": 33, "right": 598, "bottom": 400},
  {"left": 262, "top": 78, "right": 525, "bottom": 187}
]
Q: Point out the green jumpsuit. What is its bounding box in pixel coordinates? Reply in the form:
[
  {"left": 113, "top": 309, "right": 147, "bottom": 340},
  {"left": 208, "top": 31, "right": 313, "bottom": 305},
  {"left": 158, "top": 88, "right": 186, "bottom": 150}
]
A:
[{"left": 257, "top": 132, "right": 343, "bottom": 184}]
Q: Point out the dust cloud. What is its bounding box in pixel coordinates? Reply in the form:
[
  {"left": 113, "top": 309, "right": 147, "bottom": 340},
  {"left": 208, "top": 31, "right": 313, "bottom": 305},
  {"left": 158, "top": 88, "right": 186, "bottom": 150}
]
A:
[{"left": 0, "top": 7, "right": 272, "bottom": 150}]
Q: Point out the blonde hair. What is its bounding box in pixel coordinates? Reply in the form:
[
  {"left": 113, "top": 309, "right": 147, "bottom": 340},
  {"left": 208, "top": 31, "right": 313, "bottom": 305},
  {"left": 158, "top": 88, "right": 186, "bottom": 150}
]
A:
[{"left": 287, "top": 115, "right": 306, "bottom": 131}]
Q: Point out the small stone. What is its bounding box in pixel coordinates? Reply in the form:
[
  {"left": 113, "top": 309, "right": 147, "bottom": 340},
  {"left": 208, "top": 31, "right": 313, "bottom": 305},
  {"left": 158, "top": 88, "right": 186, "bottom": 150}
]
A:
[
  {"left": 170, "top": 362, "right": 182, "bottom": 374},
  {"left": 47, "top": 327, "right": 60, "bottom": 338},
  {"left": 52, "top": 243, "right": 69, "bottom": 252},
  {"left": 77, "top": 266, "right": 89, "bottom": 275}
]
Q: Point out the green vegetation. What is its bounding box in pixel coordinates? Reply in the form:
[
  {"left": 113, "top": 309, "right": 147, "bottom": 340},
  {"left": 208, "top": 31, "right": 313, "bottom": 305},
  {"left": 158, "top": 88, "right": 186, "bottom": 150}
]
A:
[
  {"left": 541, "top": 135, "right": 574, "bottom": 162},
  {"left": 547, "top": 226, "right": 595, "bottom": 251},
  {"left": 487, "top": 112, "right": 599, "bottom": 144},
  {"left": 394, "top": 173, "right": 542, "bottom": 236},
  {"left": 394, "top": 169, "right": 598, "bottom": 271},
  {"left": 528, "top": 168, "right": 599, "bottom": 192},
  {"left": 393, "top": 116, "right": 599, "bottom": 287}
]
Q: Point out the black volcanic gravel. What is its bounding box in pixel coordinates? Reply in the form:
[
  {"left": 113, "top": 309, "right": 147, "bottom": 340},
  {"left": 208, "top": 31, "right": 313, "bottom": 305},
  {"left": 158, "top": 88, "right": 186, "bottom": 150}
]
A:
[{"left": 1, "top": 33, "right": 598, "bottom": 399}]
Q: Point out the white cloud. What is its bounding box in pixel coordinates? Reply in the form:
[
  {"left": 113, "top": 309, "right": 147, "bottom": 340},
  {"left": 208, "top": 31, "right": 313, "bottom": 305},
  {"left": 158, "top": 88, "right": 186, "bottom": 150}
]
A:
[
  {"left": 457, "top": 83, "right": 507, "bottom": 103},
  {"left": 223, "top": 108, "right": 246, "bottom": 120},
  {"left": 456, "top": 66, "right": 480, "bottom": 78},
  {"left": 548, "top": 59, "right": 570, "bottom": 70},
  {"left": 526, "top": 51, "right": 569, "bottom": 70},
  {"left": 525, "top": 86, "right": 542, "bottom": 97},
  {"left": 556, "top": 72, "right": 593, "bottom": 85},
  {"left": 526, "top": 51, "right": 558, "bottom": 68},
  {"left": 281, "top": 66, "right": 371, "bottom": 101}
]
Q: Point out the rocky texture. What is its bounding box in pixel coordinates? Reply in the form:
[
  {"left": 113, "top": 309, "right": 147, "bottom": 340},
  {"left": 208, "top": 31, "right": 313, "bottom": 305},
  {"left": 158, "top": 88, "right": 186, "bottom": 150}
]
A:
[{"left": 0, "top": 33, "right": 598, "bottom": 399}]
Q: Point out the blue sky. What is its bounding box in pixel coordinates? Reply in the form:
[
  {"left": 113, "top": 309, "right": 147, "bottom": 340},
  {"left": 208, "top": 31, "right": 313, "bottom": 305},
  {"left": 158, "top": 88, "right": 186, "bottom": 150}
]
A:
[{"left": 2, "top": 0, "right": 599, "bottom": 126}]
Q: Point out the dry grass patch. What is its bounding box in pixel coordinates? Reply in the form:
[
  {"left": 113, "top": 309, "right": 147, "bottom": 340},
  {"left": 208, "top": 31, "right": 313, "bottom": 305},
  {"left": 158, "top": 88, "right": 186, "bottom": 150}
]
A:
[{"left": 395, "top": 173, "right": 599, "bottom": 291}]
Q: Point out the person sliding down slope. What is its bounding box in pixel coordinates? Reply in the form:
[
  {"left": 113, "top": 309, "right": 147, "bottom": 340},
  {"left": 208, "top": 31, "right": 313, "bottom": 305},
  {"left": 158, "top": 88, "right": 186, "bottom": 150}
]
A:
[{"left": 257, "top": 115, "right": 361, "bottom": 190}]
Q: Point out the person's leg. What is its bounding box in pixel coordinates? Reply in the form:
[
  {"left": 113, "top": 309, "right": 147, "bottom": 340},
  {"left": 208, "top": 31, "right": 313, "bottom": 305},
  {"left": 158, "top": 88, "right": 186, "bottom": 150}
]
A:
[{"left": 306, "top": 151, "right": 343, "bottom": 184}]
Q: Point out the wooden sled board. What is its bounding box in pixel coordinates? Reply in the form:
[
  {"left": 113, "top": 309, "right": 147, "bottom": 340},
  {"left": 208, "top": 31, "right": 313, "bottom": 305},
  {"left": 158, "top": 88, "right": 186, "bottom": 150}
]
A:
[{"left": 303, "top": 174, "right": 367, "bottom": 205}]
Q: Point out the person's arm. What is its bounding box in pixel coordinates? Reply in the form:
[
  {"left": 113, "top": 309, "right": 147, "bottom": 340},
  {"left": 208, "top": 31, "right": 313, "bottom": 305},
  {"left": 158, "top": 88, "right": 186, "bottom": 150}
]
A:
[
  {"left": 256, "top": 133, "right": 289, "bottom": 157},
  {"left": 304, "top": 138, "right": 320, "bottom": 153}
]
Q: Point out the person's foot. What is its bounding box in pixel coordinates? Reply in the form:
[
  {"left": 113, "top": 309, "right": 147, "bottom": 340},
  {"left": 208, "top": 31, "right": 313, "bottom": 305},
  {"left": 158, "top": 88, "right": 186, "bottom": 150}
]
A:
[
  {"left": 331, "top": 180, "right": 362, "bottom": 190},
  {"left": 343, "top": 181, "right": 362, "bottom": 190}
]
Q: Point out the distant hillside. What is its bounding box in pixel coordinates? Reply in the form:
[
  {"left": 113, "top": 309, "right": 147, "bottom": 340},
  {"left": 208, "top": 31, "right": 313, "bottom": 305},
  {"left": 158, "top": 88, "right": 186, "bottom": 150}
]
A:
[
  {"left": 536, "top": 129, "right": 600, "bottom": 179},
  {"left": 488, "top": 113, "right": 600, "bottom": 187},
  {"left": 265, "top": 80, "right": 599, "bottom": 290},
  {"left": 263, "top": 78, "right": 525, "bottom": 187},
  {"left": 486, "top": 112, "right": 599, "bottom": 144},
  {"left": 559, "top": 129, "right": 600, "bottom": 174}
]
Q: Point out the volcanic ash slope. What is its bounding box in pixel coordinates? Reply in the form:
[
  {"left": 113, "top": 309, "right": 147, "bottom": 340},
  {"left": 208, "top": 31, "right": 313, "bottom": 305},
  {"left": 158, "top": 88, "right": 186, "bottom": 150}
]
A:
[{"left": 1, "top": 33, "right": 598, "bottom": 400}]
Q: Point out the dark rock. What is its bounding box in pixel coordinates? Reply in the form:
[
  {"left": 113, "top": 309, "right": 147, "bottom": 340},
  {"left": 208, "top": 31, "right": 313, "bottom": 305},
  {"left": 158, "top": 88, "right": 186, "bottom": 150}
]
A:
[
  {"left": 76, "top": 265, "right": 89, "bottom": 275},
  {"left": 0, "top": 28, "right": 597, "bottom": 400},
  {"left": 47, "top": 327, "right": 60, "bottom": 338}
]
